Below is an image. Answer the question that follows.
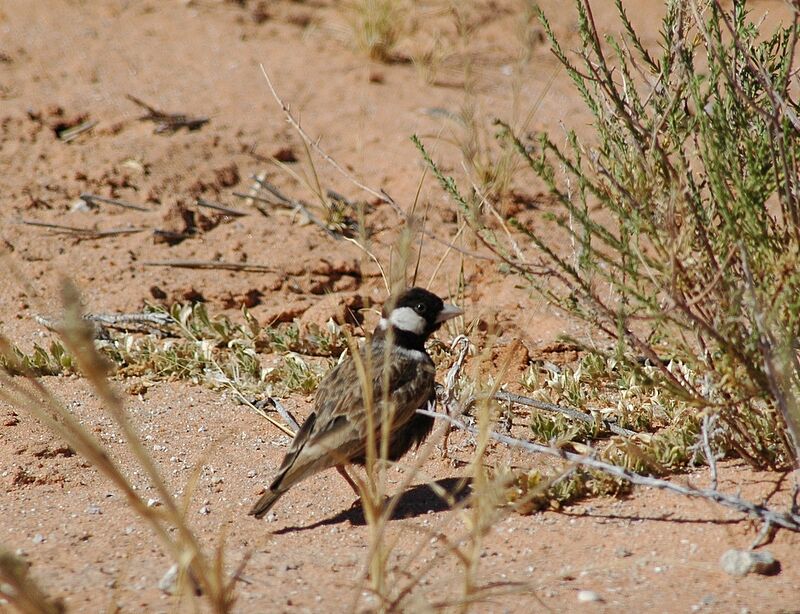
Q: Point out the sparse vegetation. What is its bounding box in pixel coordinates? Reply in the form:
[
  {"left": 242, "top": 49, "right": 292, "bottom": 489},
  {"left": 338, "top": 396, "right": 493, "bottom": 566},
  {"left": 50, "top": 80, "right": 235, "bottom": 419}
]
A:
[
  {"left": 345, "top": 0, "right": 409, "bottom": 62},
  {"left": 0, "top": 284, "right": 244, "bottom": 612},
  {"left": 2, "top": 302, "right": 346, "bottom": 398},
  {"left": 423, "top": 0, "right": 800, "bottom": 471},
  {"left": 6, "top": 0, "right": 800, "bottom": 611}
]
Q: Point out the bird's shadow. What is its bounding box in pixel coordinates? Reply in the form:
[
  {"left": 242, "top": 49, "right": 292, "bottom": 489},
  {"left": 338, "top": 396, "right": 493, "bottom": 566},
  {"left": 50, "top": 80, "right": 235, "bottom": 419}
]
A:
[{"left": 274, "top": 477, "right": 471, "bottom": 534}]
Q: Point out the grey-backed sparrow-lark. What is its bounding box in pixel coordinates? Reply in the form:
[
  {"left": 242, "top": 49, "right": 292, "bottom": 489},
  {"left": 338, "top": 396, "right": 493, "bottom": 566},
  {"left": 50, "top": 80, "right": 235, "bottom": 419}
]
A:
[{"left": 249, "top": 287, "right": 462, "bottom": 518}]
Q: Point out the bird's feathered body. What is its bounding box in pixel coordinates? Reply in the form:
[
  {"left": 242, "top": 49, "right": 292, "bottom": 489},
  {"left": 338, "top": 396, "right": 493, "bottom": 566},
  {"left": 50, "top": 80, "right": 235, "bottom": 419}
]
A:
[{"left": 249, "top": 288, "right": 461, "bottom": 519}]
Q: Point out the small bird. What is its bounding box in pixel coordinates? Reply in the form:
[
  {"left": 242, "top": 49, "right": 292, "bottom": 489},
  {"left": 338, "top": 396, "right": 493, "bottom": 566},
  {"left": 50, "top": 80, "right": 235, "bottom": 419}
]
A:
[{"left": 249, "top": 287, "right": 463, "bottom": 518}]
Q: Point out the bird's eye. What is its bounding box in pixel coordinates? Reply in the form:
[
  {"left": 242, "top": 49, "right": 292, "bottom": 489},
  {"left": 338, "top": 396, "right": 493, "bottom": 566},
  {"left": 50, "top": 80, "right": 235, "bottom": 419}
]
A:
[{"left": 414, "top": 302, "right": 427, "bottom": 314}]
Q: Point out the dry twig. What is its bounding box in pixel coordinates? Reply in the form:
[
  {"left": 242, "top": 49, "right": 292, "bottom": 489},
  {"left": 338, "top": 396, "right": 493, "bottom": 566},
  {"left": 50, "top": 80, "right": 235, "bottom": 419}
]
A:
[
  {"left": 80, "top": 193, "right": 151, "bottom": 212},
  {"left": 34, "top": 312, "right": 174, "bottom": 338},
  {"left": 196, "top": 198, "right": 248, "bottom": 217},
  {"left": 469, "top": 390, "right": 637, "bottom": 437},
  {"left": 245, "top": 175, "right": 339, "bottom": 238},
  {"left": 20, "top": 219, "right": 146, "bottom": 238},
  {"left": 252, "top": 397, "right": 300, "bottom": 433},
  {"left": 127, "top": 94, "right": 209, "bottom": 133},
  {"left": 58, "top": 119, "right": 97, "bottom": 142},
  {"left": 419, "top": 410, "right": 800, "bottom": 532},
  {"left": 258, "top": 66, "right": 494, "bottom": 263},
  {"left": 143, "top": 260, "right": 273, "bottom": 272}
]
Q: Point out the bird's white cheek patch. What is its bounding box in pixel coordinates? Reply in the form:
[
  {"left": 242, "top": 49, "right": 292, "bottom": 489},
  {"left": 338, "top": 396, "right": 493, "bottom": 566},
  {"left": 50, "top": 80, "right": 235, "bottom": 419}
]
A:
[{"left": 389, "top": 306, "right": 426, "bottom": 334}]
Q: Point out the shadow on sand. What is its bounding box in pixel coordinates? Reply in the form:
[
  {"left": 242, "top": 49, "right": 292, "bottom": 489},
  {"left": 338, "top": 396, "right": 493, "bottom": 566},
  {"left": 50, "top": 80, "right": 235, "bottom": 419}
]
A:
[{"left": 274, "top": 476, "right": 472, "bottom": 534}]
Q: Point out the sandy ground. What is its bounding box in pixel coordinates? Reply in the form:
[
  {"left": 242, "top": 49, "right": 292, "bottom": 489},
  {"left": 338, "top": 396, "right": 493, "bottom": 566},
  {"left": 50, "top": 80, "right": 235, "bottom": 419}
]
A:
[{"left": 1, "top": 1, "right": 799, "bottom": 612}]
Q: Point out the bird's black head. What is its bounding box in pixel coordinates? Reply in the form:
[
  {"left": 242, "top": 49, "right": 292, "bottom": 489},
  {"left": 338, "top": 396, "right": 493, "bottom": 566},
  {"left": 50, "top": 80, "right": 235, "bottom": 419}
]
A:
[{"left": 376, "top": 287, "right": 463, "bottom": 351}]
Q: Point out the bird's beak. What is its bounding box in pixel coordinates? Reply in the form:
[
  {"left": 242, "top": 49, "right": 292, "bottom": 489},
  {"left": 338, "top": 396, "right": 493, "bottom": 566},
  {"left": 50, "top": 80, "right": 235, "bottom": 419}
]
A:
[{"left": 436, "top": 303, "right": 464, "bottom": 323}]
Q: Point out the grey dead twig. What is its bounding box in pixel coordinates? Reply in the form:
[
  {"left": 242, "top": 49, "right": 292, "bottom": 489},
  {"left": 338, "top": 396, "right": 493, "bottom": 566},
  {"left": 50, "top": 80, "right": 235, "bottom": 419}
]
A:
[
  {"left": 468, "top": 390, "right": 638, "bottom": 438},
  {"left": 142, "top": 260, "right": 274, "bottom": 272},
  {"left": 34, "top": 312, "right": 175, "bottom": 338},
  {"left": 35, "top": 312, "right": 173, "bottom": 328},
  {"left": 231, "top": 191, "right": 277, "bottom": 207},
  {"left": 20, "top": 219, "right": 147, "bottom": 238},
  {"left": 58, "top": 119, "right": 97, "bottom": 142},
  {"left": 127, "top": 94, "right": 209, "bottom": 134},
  {"left": 195, "top": 198, "right": 248, "bottom": 217},
  {"left": 419, "top": 409, "right": 800, "bottom": 532},
  {"left": 237, "top": 171, "right": 269, "bottom": 216},
  {"left": 251, "top": 175, "right": 341, "bottom": 239},
  {"left": 252, "top": 397, "right": 300, "bottom": 434},
  {"left": 233, "top": 176, "right": 340, "bottom": 239},
  {"left": 80, "top": 193, "right": 151, "bottom": 212}
]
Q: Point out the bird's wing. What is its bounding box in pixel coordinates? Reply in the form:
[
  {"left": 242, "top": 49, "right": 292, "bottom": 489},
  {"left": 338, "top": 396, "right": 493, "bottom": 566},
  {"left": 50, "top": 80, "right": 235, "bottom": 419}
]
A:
[{"left": 272, "top": 347, "right": 435, "bottom": 490}]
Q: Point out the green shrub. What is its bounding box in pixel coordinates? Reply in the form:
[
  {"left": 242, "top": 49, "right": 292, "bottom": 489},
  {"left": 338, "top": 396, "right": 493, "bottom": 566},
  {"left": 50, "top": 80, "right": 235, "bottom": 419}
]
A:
[{"left": 421, "top": 0, "right": 800, "bottom": 468}]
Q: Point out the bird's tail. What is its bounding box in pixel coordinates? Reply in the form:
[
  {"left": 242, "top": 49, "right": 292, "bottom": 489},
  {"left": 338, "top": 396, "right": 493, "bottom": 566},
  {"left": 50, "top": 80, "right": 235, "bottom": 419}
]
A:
[{"left": 248, "top": 488, "right": 285, "bottom": 519}]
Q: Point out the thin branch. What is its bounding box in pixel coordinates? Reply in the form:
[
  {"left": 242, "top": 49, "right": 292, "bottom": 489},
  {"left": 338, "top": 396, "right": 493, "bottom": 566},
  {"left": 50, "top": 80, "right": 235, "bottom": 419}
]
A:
[
  {"left": 260, "top": 68, "right": 499, "bottom": 265},
  {"left": 80, "top": 193, "right": 151, "bottom": 212},
  {"left": 34, "top": 312, "right": 174, "bottom": 335},
  {"left": 419, "top": 409, "right": 800, "bottom": 531},
  {"left": 20, "top": 219, "right": 146, "bottom": 237},
  {"left": 142, "top": 260, "right": 273, "bottom": 272},
  {"left": 58, "top": 119, "right": 97, "bottom": 142},
  {"left": 195, "top": 198, "right": 248, "bottom": 217},
  {"left": 127, "top": 94, "right": 210, "bottom": 133},
  {"left": 249, "top": 175, "right": 340, "bottom": 239},
  {"left": 259, "top": 65, "right": 401, "bottom": 215},
  {"left": 270, "top": 398, "right": 300, "bottom": 433},
  {"left": 472, "top": 390, "right": 637, "bottom": 437},
  {"left": 252, "top": 397, "right": 300, "bottom": 433},
  {"left": 750, "top": 519, "right": 777, "bottom": 549}
]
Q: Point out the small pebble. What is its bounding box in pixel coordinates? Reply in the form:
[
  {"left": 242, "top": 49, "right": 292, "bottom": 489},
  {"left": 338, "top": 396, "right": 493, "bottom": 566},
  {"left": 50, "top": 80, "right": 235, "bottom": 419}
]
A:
[
  {"left": 86, "top": 504, "right": 102, "bottom": 515},
  {"left": 71, "top": 198, "right": 92, "bottom": 212},
  {"left": 32, "top": 534, "right": 45, "bottom": 544},
  {"left": 147, "top": 498, "right": 161, "bottom": 508},
  {"left": 577, "top": 590, "right": 603, "bottom": 603},
  {"left": 720, "top": 549, "right": 780, "bottom": 576},
  {"left": 199, "top": 505, "right": 210, "bottom": 515}
]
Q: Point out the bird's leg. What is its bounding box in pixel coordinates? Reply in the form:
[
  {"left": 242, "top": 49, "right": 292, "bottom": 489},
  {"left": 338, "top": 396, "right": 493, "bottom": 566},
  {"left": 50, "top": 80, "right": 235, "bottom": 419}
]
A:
[{"left": 336, "top": 465, "right": 361, "bottom": 497}]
